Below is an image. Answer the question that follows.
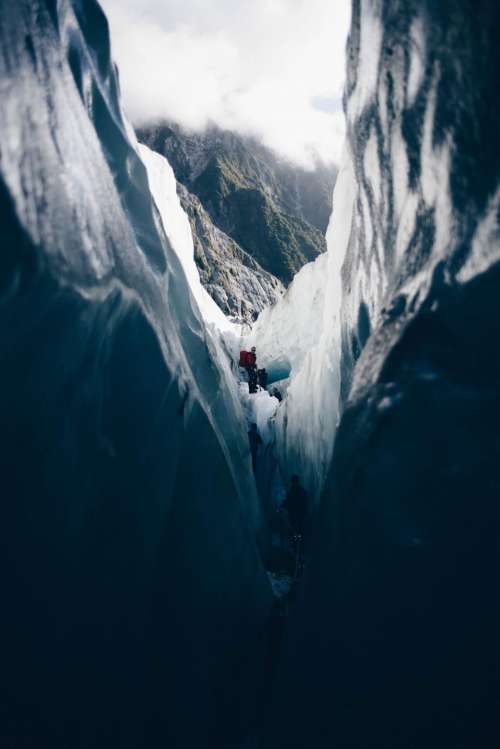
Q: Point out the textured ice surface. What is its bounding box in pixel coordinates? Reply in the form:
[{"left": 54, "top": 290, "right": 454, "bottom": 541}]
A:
[
  {"left": 240, "top": 386, "right": 280, "bottom": 446},
  {"left": 267, "top": 1, "right": 500, "bottom": 747},
  {"left": 0, "top": 2, "right": 272, "bottom": 747},
  {"left": 248, "top": 152, "right": 356, "bottom": 501}
]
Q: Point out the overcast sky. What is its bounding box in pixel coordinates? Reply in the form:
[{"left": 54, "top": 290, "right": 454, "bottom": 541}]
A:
[{"left": 101, "top": 0, "right": 351, "bottom": 167}]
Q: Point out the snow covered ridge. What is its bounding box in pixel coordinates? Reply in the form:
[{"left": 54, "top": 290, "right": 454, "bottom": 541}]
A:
[{"left": 0, "top": 1, "right": 272, "bottom": 746}]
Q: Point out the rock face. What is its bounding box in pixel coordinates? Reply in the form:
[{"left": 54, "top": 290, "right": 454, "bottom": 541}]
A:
[
  {"left": 267, "top": 1, "right": 500, "bottom": 747},
  {"left": 138, "top": 122, "right": 336, "bottom": 285},
  {"left": 0, "top": 2, "right": 272, "bottom": 747},
  {"left": 178, "top": 184, "right": 285, "bottom": 323}
]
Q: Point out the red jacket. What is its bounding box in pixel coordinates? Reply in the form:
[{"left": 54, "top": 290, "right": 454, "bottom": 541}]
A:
[{"left": 239, "top": 350, "right": 257, "bottom": 367}]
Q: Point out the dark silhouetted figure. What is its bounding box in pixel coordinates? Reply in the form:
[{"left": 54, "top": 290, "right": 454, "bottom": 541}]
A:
[
  {"left": 248, "top": 422, "right": 262, "bottom": 472},
  {"left": 283, "top": 475, "right": 308, "bottom": 539},
  {"left": 246, "top": 348, "right": 257, "bottom": 393},
  {"left": 258, "top": 368, "right": 268, "bottom": 390},
  {"left": 248, "top": 367, "right": 258, "bottom": 394}
]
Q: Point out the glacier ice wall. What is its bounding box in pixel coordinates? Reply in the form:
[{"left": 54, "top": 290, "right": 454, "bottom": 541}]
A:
[
  {"left": 0, "top": 1, "right": 273, "bottom": 746},
  {"left": 138, "top": 142, "right": 239, "bottom": 333},
  {"left": 252, "top": 0, "right": 500, "bottom": 505},
  {"left": 248, "top": 153, "right": 356, "bottom": 500},
  {"left": 267, "top": 0, "right": 500, "bottom": 747}
]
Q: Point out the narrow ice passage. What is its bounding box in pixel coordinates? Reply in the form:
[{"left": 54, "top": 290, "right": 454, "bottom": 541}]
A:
[
  {"left": 3, "top": 2, "right": 499, "bottom": 747},
  {"left": 140, "top": 138, "right": 313, "bottom": 604},
  {"left": 237, "top": 363, "right": 303, "bottom": 600}
]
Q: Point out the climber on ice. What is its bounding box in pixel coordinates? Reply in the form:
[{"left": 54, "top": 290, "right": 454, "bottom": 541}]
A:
[
  {"left": 248, "top": 422, "right": 262, "bottom": 472},
  {"left": 239, "top": 346, "right": 258, "bottom": 394},
  {"left": 257, "top": 367, "right": 268, "bottom": 391},
  {"left": 272, "top": 387, "right": 282, "bottom": 402},
  {"left": 248, "top": 366, "right": 258, "bottom": 394},
  {"left": 239, "top": 346, "right": 257, "bottom": 369},
  {"left": 283, "top": 474, "right": 308, "bottom": 541}
]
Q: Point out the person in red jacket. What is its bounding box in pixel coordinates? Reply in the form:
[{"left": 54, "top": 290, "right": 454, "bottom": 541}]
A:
[
  {"left": 239, "top": 347, "right": 258, "bottom": 393},
  {"left": 239, "top": 346, "right": 257, "bottom": 367}
]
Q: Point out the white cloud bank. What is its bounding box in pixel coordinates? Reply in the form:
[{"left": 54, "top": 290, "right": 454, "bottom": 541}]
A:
[{"left": 100, "top": 0, "right": 351, "bottom": 167}]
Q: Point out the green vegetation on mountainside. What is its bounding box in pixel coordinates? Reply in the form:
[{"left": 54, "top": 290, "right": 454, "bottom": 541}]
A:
[
  {"left": 193, "top": 155, "right": 326, "bottom": 284},
  {"left": 137, "top": 123, "right": 336, "bottom": 286}
]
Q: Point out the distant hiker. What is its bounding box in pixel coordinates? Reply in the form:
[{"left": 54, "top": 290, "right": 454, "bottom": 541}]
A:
[
  {"left": 258, "top": 368, "right": 268, "bottom": 390},
  {"left": 283, "top": 475, "right": 308, "bottom": 539},
  {"left": 248, "top": 423, "right": 262, "bottom": 472},
  {"left": 272, "top": 387, "right": 282, "bottom": 402}
]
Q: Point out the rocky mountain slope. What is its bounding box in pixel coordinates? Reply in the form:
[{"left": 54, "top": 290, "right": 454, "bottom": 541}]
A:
[
  {"left": 138, "top": 123, "right": 337, "bottom": 285},
  {"left": 178, "top": 185, "right": 284, "bottom": 323}
]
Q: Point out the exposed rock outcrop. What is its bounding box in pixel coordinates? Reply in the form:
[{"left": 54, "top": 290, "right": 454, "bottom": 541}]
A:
[
  {"left": 138, "top": 122, "right": 336, "bottom": 285},
  {"left": 178, "top": 184, "right": 284, "bottom": 323}
]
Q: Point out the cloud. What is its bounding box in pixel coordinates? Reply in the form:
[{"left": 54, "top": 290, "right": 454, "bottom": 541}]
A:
[{"left": 100, "top": 0, "right": 351, "bottom": 167}]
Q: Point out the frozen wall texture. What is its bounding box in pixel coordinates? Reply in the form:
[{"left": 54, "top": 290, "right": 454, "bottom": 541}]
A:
[
  {"left": 267, "top": 0, "right": 500, "bottom": 747},
  {"left": 248, "top": 156, "right": 355, "bottom": 501},
  {"left": 0, "top": 2, "right": 273, "bottom": 746}
]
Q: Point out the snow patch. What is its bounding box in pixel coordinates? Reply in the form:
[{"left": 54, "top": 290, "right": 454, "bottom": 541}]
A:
[
  {"left": 239, "top": 383, "right": 280, "bottom": 446},
  {"left": 138, "top": 143, "right": 237, "bottom": 334}
]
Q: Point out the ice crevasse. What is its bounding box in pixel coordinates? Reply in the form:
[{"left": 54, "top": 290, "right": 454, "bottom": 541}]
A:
[
  {"left": 138, "top": 141, "right": 287, "bottom": 484},
  {"left": 247, "top": 0, "right": 499, "bottom": 503},
  {"left": 246, "top": 149, "right": 357, "bottom": 501},
  {"left": 0, "top": 2, "right": 273, "bottom": 746}
]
